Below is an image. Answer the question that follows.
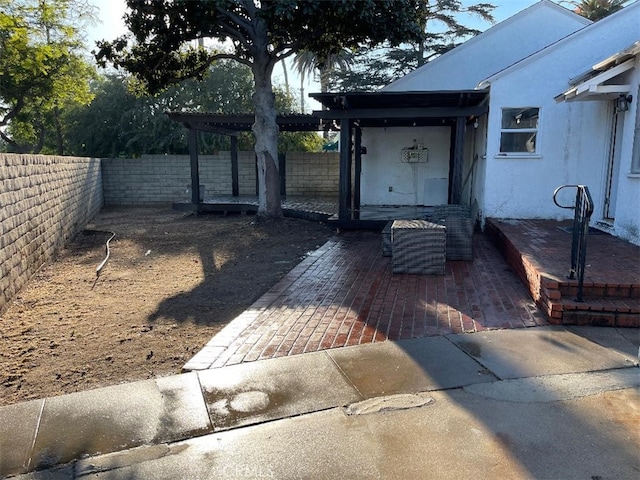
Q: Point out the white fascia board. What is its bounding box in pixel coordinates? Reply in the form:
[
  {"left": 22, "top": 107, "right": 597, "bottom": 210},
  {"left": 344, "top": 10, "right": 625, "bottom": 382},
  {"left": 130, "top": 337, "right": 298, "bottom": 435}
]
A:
[
  {"left": 592, "top": 40, "right": 640, "bottom": 70},
  {"left": 557, "top": 58, "right": 635, "bottom": 102},
  {"left": 589, "top": 84, "right": 631, "bottom": 94},
  {"left": 575, "top": 58, "right": 635, "bottom": 94}
]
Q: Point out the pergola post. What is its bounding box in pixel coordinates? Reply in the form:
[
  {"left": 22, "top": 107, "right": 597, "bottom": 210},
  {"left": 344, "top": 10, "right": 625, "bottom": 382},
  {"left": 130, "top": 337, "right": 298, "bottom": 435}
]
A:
[
  {"left": 450, "top": 117, "right": 466, "bottom": 204},
  {"left": 353, "top": 125, "right": 362, "bottom": 220},
  {"left": 230, "top": 135, "right": 239, "bottom": 197},
  {"left": 279, "top": 153, "right": 286, "bottom": 198},
  {"left": 166, "top": 112, "right": 323, "bottom": 205},
  {"left": 339, "top": 119, "right": 353, "bottom": 220},
  {"left": 188, "top": 128, "right": 201, "bottom": 207}
]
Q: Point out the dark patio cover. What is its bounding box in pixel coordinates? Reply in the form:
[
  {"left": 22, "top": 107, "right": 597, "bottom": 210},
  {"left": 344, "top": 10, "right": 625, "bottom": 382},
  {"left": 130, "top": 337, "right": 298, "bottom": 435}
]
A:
[{"left": 310, "top": 91, "right": 490, "bottom": 222}]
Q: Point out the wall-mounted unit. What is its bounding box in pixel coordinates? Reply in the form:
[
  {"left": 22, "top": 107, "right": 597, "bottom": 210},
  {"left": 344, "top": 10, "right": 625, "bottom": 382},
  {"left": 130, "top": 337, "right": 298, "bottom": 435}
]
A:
[{"left": 401, "top": 148, "right": 429, "bottom": 163}]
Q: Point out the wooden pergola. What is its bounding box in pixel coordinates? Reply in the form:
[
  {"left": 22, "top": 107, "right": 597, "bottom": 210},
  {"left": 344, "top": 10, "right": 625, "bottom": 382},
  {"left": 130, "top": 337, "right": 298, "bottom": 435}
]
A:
[
  {"left": 310, "top": 90, "right": 490, "bottom": 224},
  {"left": 166, "top": 112, "right": 324, "bottom": 207},
  {"left": 168, "top": 91, "right": 489, "bottom": 222}
]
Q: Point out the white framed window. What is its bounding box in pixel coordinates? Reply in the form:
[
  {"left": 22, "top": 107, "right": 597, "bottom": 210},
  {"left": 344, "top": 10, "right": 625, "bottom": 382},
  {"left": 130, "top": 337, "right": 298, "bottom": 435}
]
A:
[
  {"left": 499, "top": 107, "right": 540, "bottom": 155},
  {"left": 631, "top": 86, "right": 640, "bottom": 174}
]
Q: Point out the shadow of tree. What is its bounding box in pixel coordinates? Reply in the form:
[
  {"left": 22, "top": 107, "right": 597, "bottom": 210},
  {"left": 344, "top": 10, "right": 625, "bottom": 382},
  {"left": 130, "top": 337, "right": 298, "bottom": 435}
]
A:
[{"left": 141, "top": 212, "right": 333, "bottom": 326}]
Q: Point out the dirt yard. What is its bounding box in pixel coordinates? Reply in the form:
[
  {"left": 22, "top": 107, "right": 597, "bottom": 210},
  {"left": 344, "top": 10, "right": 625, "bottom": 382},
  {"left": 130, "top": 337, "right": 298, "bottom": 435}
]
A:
[{"left": 0, "top": 207, "right": 334, "bottom": 406}]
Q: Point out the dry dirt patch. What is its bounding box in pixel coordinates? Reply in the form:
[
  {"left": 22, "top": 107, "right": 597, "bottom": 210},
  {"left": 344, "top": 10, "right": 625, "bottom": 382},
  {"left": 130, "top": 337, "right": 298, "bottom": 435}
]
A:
[{"left": 0, "top": 207, "right": 334, "bottom": 406}]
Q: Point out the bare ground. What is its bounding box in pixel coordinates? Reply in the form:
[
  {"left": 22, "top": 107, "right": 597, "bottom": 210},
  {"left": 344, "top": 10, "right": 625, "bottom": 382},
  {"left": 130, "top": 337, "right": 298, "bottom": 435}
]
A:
[{"left": 0, "top": 207, "right": 334, "bottom": 406}]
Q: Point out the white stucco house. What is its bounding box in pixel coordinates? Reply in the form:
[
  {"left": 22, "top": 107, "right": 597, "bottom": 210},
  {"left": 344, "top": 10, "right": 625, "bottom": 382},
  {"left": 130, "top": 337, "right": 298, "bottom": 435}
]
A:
[
  {"left": 312, "top": 0, "right": 640, "bottom": 246},
  {"left": 475, "top": 1, "right": 640, "bottom": 245}
]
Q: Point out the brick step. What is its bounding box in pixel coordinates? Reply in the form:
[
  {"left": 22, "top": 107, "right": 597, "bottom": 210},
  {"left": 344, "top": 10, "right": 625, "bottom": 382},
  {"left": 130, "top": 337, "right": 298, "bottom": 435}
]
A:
[
  {"left": 541, "top": 291, "right": 640, "bottom": 327},
  {"left": 484, "top": 219, "right": 640, "bottom": 327},
  {"left": 558, "top": 308, "right": 640, "bottom": 327},
  {"left": 558, "top": 282, "right": 640, "bottom": 300}
]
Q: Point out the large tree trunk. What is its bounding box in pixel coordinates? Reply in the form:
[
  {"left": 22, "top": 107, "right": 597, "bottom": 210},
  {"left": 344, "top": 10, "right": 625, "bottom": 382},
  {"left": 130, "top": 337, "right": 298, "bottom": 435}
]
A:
[
  {"left": 252, "top": 53, "right": 282, "bottom": 221},
  {"left": 300, "top": 70, "right": 305, "bottom": 113},
  {"left": 53, "top": 105, "right": 64, "bottom": 155}
]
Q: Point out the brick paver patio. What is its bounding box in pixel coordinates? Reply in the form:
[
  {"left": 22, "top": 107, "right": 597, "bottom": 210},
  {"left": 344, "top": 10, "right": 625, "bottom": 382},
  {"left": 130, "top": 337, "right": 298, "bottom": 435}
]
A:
[{"left": 185, "top": 230, "right": 549, "bottom": 370}]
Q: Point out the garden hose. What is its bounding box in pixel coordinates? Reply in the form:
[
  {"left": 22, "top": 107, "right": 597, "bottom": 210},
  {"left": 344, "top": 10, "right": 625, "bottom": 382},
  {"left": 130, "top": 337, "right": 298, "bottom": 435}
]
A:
[{"left": 83, "top": 230, "right": 116, "bottom": 288}]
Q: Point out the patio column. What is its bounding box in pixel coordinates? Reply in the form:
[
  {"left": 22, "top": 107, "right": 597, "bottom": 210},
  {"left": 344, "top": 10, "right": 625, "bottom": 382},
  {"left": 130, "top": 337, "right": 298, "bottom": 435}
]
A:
[
  {"left": 279, "top": 153, "right": 286, "bottom": 198},
  {"left": 353, "top": 125, "right": 362, "bottom": 220},
  {"left": 231, "top": 135, "right": 239, "bottom": 197},
  {"left": 450, "top": 117, "right": 465, "bottom": 204},
  {"left": 188, "top": 128, "right": 201, "bottom": 207},
  {"left": 339, "top": 119, "right": 353, "bottom": 220}
]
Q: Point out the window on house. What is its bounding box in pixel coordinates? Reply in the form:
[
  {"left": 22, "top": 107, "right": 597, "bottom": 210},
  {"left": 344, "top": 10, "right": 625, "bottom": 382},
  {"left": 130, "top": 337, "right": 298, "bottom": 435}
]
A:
[
  {"left": 631, "top": 86, "right": 640, "bottom": 174},
  {"left": 499, "top": 107, "right": 540, "bottom": 154}
]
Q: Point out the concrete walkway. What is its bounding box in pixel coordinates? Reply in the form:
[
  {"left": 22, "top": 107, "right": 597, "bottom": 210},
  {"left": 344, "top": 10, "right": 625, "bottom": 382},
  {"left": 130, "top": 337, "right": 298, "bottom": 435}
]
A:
[{"left": 3, "top": 325, "right": 638, "bottom": 479}]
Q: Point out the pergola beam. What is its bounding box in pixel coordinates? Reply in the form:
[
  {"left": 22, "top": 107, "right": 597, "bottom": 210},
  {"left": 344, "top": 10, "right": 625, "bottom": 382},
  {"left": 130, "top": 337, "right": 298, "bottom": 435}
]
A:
[{"left": 312, "top": 106, "right": 488, "bottom": 120}]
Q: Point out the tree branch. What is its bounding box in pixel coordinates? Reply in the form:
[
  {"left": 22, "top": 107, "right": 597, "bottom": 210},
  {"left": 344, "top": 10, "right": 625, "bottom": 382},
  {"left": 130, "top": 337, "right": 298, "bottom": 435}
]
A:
[
  {"left": 0, "top": 130, "right": 18, "bottom": 147},
  {"left": 211, "top": 52, "right": 252, "bottom": 68},
  {"left": 0, "top": 96, "right": 26, "bottom": 127},
  {"left": 273, "top": 41, "right": 300, "bottom": 59},
  {"left": 33, "top": 122, "right": 46, "bottom": 154},
  {"left": 217, "top": 21, "right": 251, "bottom": 51},
  {"left": 215, "top": 5, "right": 255, "bottom": 41}
]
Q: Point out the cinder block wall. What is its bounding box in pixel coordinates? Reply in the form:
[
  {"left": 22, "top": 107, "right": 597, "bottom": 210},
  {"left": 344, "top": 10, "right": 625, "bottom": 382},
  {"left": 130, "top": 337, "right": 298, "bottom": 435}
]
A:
[
  {"left": 238, "top": 151, "right": 257, "bottom": 195},
  {"left": 102, "top": 152, "right": 339, "bottom": 204},
  {"left": 286, "top": 152, "right": 339, "bottom": 196},
  {"left": 0, "top": 154, "right": 103, "bottom": 311}
]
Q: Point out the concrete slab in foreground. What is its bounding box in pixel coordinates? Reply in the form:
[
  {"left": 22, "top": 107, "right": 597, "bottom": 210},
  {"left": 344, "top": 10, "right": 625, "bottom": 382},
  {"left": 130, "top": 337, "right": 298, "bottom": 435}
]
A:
[
  {"left": 447, "top": 326, "right": 638, "bottom": 379},
  {"left": 197, "top": 351, "right": 361, "bottom": 431},
  {"left": 65, "top": 386, "right": 640, "bottom": 480},
  {"left": 5, "top": 326, "right": 639, "bottom": 479},
  {"left": 326, "top": 335, "right": 497, "bottom": 398}
]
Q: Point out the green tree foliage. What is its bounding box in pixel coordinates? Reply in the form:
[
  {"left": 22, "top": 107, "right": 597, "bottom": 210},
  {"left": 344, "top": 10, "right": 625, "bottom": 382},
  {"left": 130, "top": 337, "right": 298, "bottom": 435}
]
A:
[
  {"left": 64, "top": 62, "right": 322, "bottom": 158},
  {"left": 63, "top": 74, "right": 187, "bottom": 158},
  {"left": 412, "top": 0, "right": 494, "bottom": 67},
  {"left": 0, "top": 0, "right": 96, "bottom": 154},
  {"left": 329, "top": 0, "right": 495, "bottom": 92},
  {"left": 96, "top": 0, "right": 423, "bottom": 220},
  {"left": 568, "top": 0, "right": 625, "bottom": 20},
  {"left": 328, "top": 47, "right": 417, "bottom": 92}
]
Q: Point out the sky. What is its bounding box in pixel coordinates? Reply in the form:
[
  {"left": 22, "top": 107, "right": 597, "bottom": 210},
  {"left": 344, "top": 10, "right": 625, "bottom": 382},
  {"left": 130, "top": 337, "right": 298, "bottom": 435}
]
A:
[
  {"left": 87, "top": 0, "right": 547, "bottom": 45},
  {"left": 86, "top": 0, "right": 544, "bottom": 110}
]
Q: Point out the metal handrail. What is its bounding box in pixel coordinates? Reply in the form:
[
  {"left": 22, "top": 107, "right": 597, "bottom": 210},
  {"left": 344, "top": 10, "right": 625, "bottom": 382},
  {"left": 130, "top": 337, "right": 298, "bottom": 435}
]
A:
[{"left": 553, "top": 185, "right": 594, "bottom": 302}]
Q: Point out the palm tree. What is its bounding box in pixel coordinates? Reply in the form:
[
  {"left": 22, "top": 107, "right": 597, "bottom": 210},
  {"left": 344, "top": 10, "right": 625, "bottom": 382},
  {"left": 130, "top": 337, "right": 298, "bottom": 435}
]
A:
[
  {"left": 280, "top": 58, "right": 291, "bottom": 97},
  {"left": 293, "top": 49, "right": 353, "bottom": 113},
  {"left": 568, "top": 0, "right": 626, "bottom": 21}
]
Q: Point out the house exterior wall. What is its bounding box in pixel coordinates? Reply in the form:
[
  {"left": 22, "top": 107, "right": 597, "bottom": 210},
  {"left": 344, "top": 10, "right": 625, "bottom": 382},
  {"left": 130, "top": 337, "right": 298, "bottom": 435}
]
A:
[
  {"left": 0, "top": 154, "right": 103, "bottom": 312},
  {"left": 384, "top": 1, "right": 589, "bottom": 92},
  {"left": 360, "top": 127, "right": 450, "bottom": 206},
  {"left": 483, "top": 87, "right": 605, "bottom": 219},
  {"left": 482, "top": 4, "right": 640, "bottom": 247},
  {"left": 611, "top": 57, "right": 640, "bottom": 245}
]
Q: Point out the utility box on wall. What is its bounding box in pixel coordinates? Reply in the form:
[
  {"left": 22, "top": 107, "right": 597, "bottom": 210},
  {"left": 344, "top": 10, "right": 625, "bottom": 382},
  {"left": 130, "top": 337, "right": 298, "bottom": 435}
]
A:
[{"left": 401, "top": 148, "right": 429, "bottom": 163}]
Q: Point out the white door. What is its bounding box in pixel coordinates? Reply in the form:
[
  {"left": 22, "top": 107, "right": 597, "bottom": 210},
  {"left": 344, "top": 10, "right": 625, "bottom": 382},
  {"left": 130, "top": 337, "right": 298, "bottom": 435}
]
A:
[{"left": 604, "top": 106, "right": 624, "bottom": 220}]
